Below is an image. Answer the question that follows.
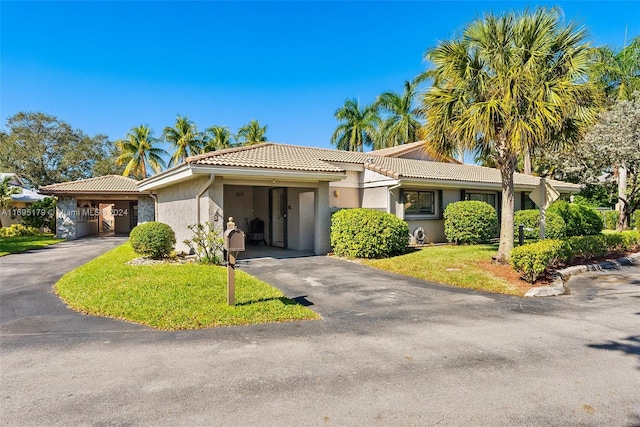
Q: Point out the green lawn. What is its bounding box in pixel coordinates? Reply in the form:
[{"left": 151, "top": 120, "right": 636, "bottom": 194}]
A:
[
  {"left": 361, "top": 244, "right": 525, "bottom": 296},
  {"left": 0, "top": 234, "right": 64, "bottom": 256},
  {"left": 55, "top": 243, "right": 319, "bottom": 330}
]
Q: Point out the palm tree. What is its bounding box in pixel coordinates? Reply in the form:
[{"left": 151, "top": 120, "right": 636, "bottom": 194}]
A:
[
  {"left": 591, "top": 36, "right": 640, "bottom": 103},
  {"left": 331, "top": 99, "right": 381, "bottom": 151},
  {"left": 418, "top": 7, "right": 599, "bottom": 262},
  {"left": 375, "top": 81, "right": 422, "bottom": 148},
  {"left": 203, "top": 125, "right": 234, "bottom": 152},
  {"left": 236, "top": 120, "right": 268, "bottom": 145},
  {"left": 116, "top": 125, "right": 168, "bottom": 180},
  {"left": 0, "top": 176, "right": 21, "bottom": 227},
  {"left": 164, "top": 115, "right": 203, "bottom": 166}
]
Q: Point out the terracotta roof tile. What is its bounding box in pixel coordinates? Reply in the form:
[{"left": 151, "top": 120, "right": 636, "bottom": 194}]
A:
[{"left": 39, "top": 175, "right": 140, "bottom": 193}]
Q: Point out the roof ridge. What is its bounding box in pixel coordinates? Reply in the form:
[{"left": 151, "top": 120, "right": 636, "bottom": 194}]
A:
[{"left": 186, "top": 142, "right": 273, "bottom": 163}]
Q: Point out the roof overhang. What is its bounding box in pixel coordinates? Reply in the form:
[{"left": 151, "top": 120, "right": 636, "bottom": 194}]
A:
[
  {"left": 138, "top": 163, "right": 346, "bottom": 191},
  {"left": 393, "top": 178, "right": 582, "bottom": 193}
]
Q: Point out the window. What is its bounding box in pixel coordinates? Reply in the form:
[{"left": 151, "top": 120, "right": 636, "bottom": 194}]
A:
[
  {"left": 403, "top": 190, "right": 435, "bottom": 215},
  {"left": 465, "top": 192, "right": 496, "bottom": 207}
]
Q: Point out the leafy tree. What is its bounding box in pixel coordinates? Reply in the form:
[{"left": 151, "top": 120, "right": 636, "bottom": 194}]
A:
[
  {"left": 0, "top": 112, "right": 121, "bottom": 187},
  {"left": 116, "top": 125, "right": 168, "bottom": 180},
  {"left": 545, "top": 95, "right": 640, "bottom": 231},
  {"left": 164, "top": 115, "right": 204, "bottom": 166},
  {"left": 418, "top": 7, "right": 599, "bottom": 262},
  {"left": 374, "top": 81, "right": 422, "bottom": 148},
  {"left": 236, "top": 119, "right": 268, "bottom": 145},
  {"left": 0, "top": 176, "right": 22, "bottom": 227},
  {"left": 331, "top": 99, "right": 381, "bottom": 152},
  {"left": 19, "top": 197, "right": 56, "bottom": 230},
  {"left": 203, "top": 125, "right": 234, "bottom": 152}
]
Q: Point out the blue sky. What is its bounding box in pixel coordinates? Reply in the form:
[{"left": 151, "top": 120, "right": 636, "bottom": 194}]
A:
[{"left": 2, "top": 1, "right": 639, "bottom": 154}]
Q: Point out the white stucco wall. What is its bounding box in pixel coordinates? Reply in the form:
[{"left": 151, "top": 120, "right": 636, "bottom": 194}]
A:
[
  {"left": 224, "top": 185, "right": 255, "bottom": 233},
  {"left": 407, "top": 219, "right": 446, "bottom": 243}
]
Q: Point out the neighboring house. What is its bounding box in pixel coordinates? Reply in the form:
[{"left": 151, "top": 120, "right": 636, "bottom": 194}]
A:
[
  {"left": 0, "top": 173, "right": 47, "bottom": 227},
  {"left": 41, "top": 143, "right": 580, "bottom": 253},
  {"left": 39, "top": 175, "right": 155, "bottom": 239}
]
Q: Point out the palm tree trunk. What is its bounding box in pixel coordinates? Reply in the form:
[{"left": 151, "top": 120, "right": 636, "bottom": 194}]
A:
[
  {"left": 496, "top": 148, "right": 517, "bottom": 264},
  {"left": 617, "top": 164, "right": 627, "bottom": 231},
  {"left": 524, "top": 150, "right": 532, "bottom": 175}
]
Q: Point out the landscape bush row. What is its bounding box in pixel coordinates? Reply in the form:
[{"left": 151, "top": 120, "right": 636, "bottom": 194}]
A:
[
  {"left": 0, "top": 223, "right": 42, "bottom": 237},
  {"left": 514, "top": 201, "right": 604, "bottom": 239},
  {"left": 510, "top": 231, "right": 640, "bottom": 283}
]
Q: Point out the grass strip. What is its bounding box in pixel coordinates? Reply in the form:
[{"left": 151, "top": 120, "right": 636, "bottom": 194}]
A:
[{"left": 55, "top": 243, "right": 319, "bottom": 330}]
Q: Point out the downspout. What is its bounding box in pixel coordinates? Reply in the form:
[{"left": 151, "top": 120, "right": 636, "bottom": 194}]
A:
[
  {"left": 196, "top": 175, "right": 215, "bottom": 224},
  {"left": 148, "top": 193, "right": 158, "bottom": 221},
  {"left": 387, "top": 182, "right": 402, "bottom": 216}
]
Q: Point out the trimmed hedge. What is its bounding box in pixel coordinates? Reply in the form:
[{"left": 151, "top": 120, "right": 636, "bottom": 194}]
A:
[
  {"left": 511, "top": 231, "right": 640, "bottom": 283},
  {"left": 547, "top": 200, "right": 603, "bottom": 236},
  {"left": 330, "top": 208, "right": 409, "bottom": 258},
  {"left": 129, "top": 222, "right": 176, "bottom": 259},
  {"left": 514, "top": 209, "right": 566, "bottom": 239},
  {"left": 444, "top": 201, "right": 498, "bottom": 244},
  {"left": 0, "top": 224, "right": 41, "bottom": 237}
]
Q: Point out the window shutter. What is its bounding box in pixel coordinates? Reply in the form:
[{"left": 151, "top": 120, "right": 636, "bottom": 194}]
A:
[
  {"left": 460, "top": 189, "right": 466, "bottom": 201},
  {"left": 438, "top": 190, "right": 443, "bottom": 219}
]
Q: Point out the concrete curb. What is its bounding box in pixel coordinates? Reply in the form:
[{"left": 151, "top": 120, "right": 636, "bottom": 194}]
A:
[{"left": 524, "top": 251, "right": 640, "bottom": 298}]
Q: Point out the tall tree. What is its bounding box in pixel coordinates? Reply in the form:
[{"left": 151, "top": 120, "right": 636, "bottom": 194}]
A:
[
  {"left": 418, "top": 7, "right": 598, "bottom": 262},
  {"left": 331, "top": 99, "right": 381, "bottom": 151},
  {"left": 116, "top": 125, "right": 168, "bottom": 180},
  {"left": 0, "top": 112, "right": 121, "bottom": 187},
  {"left": 375, "top": 81, "right": 422, "bottom": 148},
  {"left": 203, "top": 125, "right": 234, "bottom": 152},
  {"left": 590, "top": 36, "right": 640, "bottom": 224},
  {"left": 236, "top": 120, "right": 268, "bottom": 145},
  {"left": 164, "top": 115, "right": 203, "bottom": 166}
]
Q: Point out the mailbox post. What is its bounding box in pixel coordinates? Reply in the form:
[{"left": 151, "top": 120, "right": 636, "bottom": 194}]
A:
[{"left": 223, "top": 217, "right": 245, "bottom": 306}]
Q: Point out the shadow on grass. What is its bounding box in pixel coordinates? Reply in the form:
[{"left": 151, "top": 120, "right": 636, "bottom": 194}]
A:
[
  {"left": 235, "top": 295, "right": 314, "bottom": 307},
  {"left": 588, "top": 335, "right": 640, "bottom": 369}
]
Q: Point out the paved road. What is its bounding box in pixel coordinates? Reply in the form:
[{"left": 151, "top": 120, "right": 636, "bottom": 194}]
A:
[{"left": 1, "top": 242, "right": 639, "bottom": 426}]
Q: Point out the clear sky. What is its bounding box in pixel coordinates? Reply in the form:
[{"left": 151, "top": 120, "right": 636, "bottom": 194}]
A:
[{"left": 2, "top": 1, "right": 639, "bottom": 153}]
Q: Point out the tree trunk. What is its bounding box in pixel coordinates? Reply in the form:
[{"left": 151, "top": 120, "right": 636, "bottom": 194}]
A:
[
  {"left": 496, "top": 152, "right": 516, "bottom": 264},
  {"left": 523, "top": 150, "right": 532, "bottom": 175},
  {"left": 617, "top": 165, "right": 627, "bottom": 231}
]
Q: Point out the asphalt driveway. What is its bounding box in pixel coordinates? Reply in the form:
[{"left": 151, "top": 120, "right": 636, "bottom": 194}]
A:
[{"left": 1, "top": 242, "right": 639, "bottom": 426}]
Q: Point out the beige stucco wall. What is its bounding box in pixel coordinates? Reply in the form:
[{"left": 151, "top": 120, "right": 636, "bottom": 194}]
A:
[
  {"left": 157, "top": 175, "right": 215, "bottom": 253},
  {"left": 407, "top": 219, "right": 446, "bottom": 243},
  {"left": 362, "top": 187, "right": 388, "bottom": 210},
  {"left": 0, "top": 202, "right": 27, "bottom": 227},
  {"left": 329, "top": 187, "right": 360, "bottom": 209},
  {"left": 224, "top": 185, "right": 255, "bottom": 233}
]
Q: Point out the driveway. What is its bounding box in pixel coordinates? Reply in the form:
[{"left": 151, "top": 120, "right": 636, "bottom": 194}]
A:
[{"left": 1, "top": 245, "right": 639, "bottom": 426}]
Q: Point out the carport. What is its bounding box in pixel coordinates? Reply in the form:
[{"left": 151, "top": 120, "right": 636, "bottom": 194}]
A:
[{"left": 39, "top": 175, "right": 155, "bottom": 239}]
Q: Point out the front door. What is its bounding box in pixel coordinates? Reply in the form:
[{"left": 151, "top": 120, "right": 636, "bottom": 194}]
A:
[{"left": 269, "top": 188, "right": 287, "bottom": 248}]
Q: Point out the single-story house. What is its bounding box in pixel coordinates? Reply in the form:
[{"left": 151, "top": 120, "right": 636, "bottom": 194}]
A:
[
  {"left": 0, "top": 173, "right": 47, "bottom": 227},
  {"left": 39, "top": 175, "right": 155, "bottom": 238},
  {"left": 41, "top": 142, "right": 581, "bottom": 253}
]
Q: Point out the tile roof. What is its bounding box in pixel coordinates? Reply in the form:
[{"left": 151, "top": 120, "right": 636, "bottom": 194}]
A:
[
  {"left": 39, "top": 175, "right": 140, "bottom": 194},
  {"left": 185, "top": 143, "right": 580, "bottom": 191},
  {"left": 369, "top": 141, "right": 460, "bottom": 163}
]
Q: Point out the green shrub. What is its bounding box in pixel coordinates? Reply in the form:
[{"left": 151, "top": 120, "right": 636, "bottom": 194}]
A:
[
  {"left": 548, "top": 200, "right": 603, "bottom": 236},
  {"left": 183, "top": 222, "right": 224, "bottom": 264},
  {"left": 331, "top": 208, "right": 409, "bottom": 258},
  {"left": 510, "top": 239, "right": 566, "bottom": 283},
  {"left": 514, "top": 209, "right": 566, "bottom": 239},
  {"left": 604, "top": 211, "right": 618, "bottom": 230},
  {"left": 19, "top": 197, "right": 56, "bottom": 231},
  {"left": 0, "top": 223, "right": 41, "bottom": 237},
  {"left": 444, "top": 201, "right": 498, "bottom": 244},
  {"left": 129, "top": 222, "right": 176, "bottom": 259},
  {"left": 510, "top": 230, "right": 640, "bottom": 283}
]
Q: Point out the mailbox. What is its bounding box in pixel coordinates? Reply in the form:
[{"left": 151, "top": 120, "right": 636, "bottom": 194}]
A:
[{"left": 224, "top": 228, "right": 246, "bottom": 252}]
